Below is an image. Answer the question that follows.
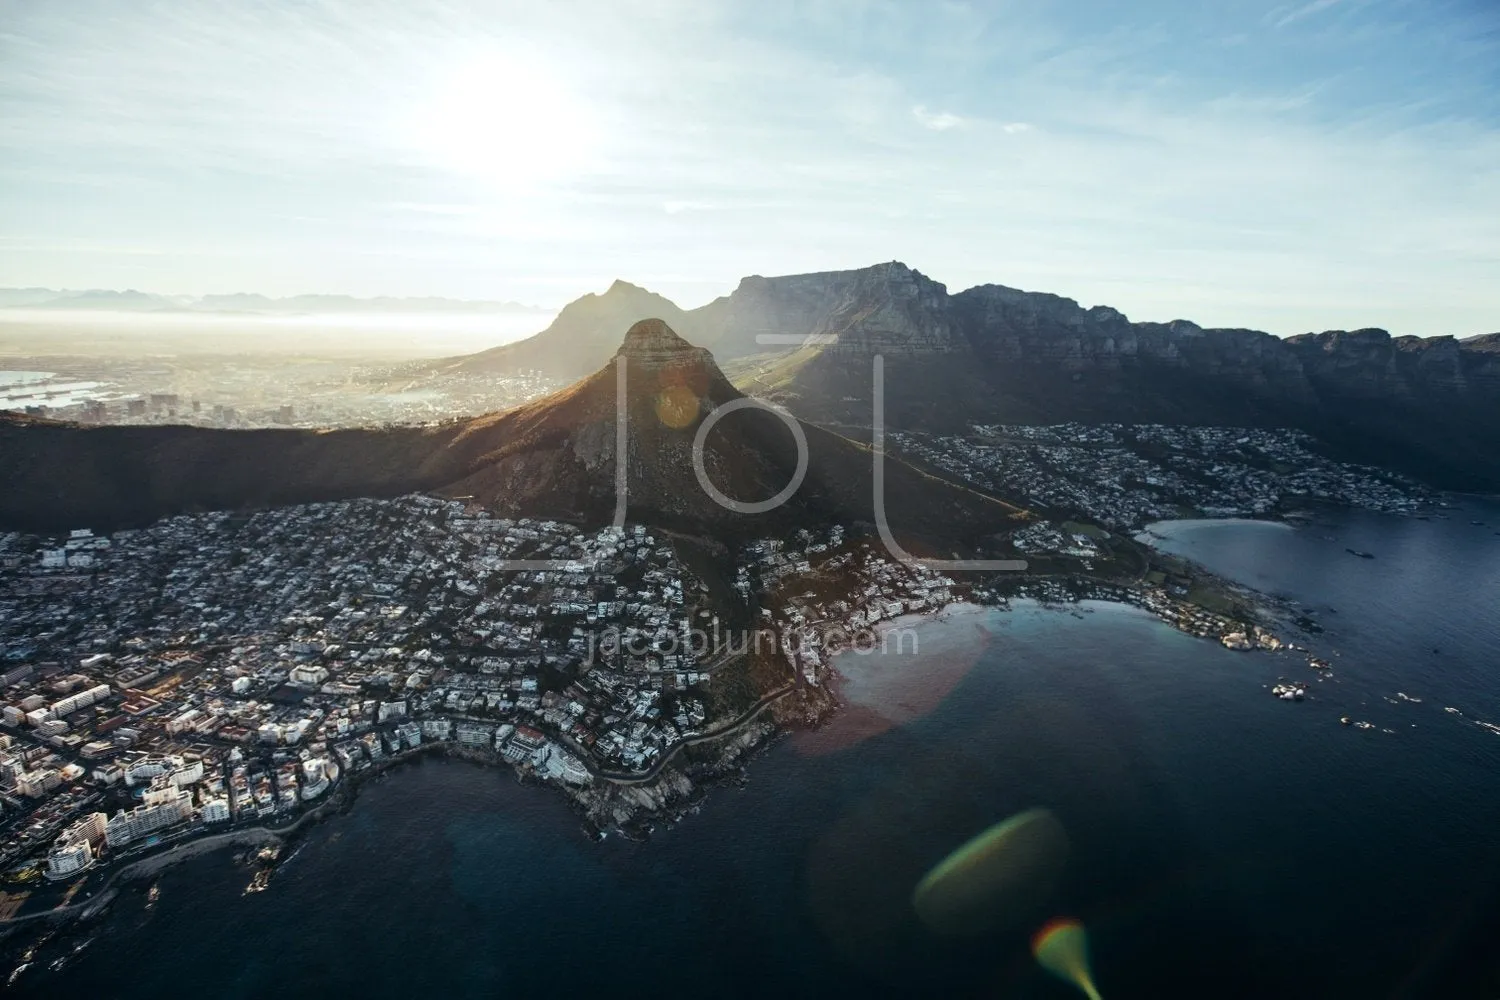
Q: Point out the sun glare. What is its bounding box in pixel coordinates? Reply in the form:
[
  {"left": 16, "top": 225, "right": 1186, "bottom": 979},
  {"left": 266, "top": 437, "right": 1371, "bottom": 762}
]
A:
[{"left": 409, "top": 53, "right": 596, "bottom": 189}]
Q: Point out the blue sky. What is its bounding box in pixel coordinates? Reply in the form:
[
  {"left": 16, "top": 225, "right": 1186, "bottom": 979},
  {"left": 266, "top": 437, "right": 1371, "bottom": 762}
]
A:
[{"left": 0, "top": 0, "right": 1495, "bottom": 335}]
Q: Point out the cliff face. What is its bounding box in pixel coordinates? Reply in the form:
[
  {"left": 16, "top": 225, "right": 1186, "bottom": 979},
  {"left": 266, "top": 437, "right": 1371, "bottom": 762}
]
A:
[
  {"left": 439, "top": 261, "right": 1497, "bottom": 487},
  {"left": 710, "top": 264, "right": 1499, "bottom": 412},
  {"left": 1287, "top": 330, "right": 1500, "bottom": 401},
  {"left": 693, "top": 270, "right": 864, "bottom": 354},
  {"left": 706, "top": 263, "right": 1499, "bottom": 487},
  {"left": 458, "top": 260, "right": 1495, "bottom": 419}
]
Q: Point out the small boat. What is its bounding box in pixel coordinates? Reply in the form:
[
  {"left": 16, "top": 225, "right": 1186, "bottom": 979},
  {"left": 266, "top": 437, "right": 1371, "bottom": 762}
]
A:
[{"left": 1345, "top": 548, "right": 1375, "bottom": 559}]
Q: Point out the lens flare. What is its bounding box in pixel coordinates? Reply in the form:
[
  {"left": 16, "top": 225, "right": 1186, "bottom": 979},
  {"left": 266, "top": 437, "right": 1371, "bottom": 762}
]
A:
[
  {"left": 653, "top": 384, "right": 699, "bottom": 429},
  {"left": 911, "top": 807, "right": 1069, "bottom": 937},
  {"left": 1032, "top": 917, "right": 1103, "bottom": 1000}
]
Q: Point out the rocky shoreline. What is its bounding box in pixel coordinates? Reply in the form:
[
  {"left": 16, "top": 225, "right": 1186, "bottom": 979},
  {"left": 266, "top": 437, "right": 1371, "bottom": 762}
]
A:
[{"left": 1, "top": 519, "right": 1310, "bottom": 964}]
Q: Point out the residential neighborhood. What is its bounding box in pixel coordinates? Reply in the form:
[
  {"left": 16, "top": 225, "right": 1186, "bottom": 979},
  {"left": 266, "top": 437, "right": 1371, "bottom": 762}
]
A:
[
  {"left": 893, "top": 423, "right": 1433, "bottom": 531},
  {"left": 0, "top": 422, "right": 1437, "bottom": 900}
]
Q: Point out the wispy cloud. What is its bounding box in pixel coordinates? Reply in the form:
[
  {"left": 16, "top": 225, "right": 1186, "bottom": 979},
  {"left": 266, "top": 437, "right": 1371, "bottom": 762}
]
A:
[
  {"left": 912, "top": 105, "right": 964, "bottom": 131},
  {"left": 1271, "top": 0, "right": 1342, "bottom": 30}
]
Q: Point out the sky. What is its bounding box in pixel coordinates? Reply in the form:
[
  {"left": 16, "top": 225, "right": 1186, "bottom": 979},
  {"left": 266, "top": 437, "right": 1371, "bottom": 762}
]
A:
[{"left": 0, "top": 0, "right": 1496, "bottom": 336}]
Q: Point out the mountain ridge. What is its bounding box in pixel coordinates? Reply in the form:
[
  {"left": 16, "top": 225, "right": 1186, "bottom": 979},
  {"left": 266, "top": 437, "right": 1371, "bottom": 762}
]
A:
[
  {"left": 446, "top": 261, "right": 1498, "bottom": 489},
  {"left": 442, "top": 261, "right": 1499, "bottom": 378}
]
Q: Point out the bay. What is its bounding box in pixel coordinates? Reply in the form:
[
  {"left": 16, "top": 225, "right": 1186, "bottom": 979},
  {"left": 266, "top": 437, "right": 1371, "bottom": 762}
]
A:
[{"left": 20, "top": 499, "right": 1500, "bottom": 999}]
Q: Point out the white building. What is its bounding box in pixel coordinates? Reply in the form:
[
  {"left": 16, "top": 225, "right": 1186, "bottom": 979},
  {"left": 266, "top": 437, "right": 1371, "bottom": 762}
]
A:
[
  {"left": 290, "top": 664, "right": 329, "bottom": 686},
  {"left": 46, "top": 839, "right": 93, "bottom": 879},
  {"left": 125, "top": 754, "right": 184, "bottom": 786},
  {"left": 299, "top": 757, "right": 338, "bottom": 800},
  {"left": 45, "top": 811, "right": 108, "bottom": 880},
  {"left": 105, "top": 784, "right": 194, "bottom": 848},
  {"left": 166, "top": 709, "right": 202, "bottom": 735},
  {"left": 17, "top": 768, "right": 61, "bottom": 797},
  {"left": 455, "top": 723, "right": 492, "bottom": 748},
  {"left": 169, "top": 759, "right": 205, "bottom": 787}
]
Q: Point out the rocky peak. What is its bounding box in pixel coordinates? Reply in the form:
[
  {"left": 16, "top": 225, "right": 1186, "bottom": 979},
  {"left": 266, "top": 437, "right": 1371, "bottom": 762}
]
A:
[
  {"left": 805, "top": 262, "right": 957, "bottom": 353},
  {"left": 616, "top": 318, "right": 718, "bottom": 373}
]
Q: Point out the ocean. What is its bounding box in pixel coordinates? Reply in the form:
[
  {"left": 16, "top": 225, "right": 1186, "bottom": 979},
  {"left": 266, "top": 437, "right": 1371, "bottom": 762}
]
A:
[
  {"left": 0, "top": 370, "right": 111, "bottom": 411},
  {"left": 15, "top": 499, "right": 1500, "bottom": 999}
]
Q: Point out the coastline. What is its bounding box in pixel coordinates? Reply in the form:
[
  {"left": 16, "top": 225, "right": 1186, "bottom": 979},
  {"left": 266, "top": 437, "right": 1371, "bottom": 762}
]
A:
[
  {"left": 2, "top": 706, "right": 801, "bottom": 942},
  {"left": 2, "top": 513, "right": 1367, "bottom": 941}
]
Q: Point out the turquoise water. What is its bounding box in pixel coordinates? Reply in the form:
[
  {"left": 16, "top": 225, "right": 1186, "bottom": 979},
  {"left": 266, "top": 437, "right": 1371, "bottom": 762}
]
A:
[{"left": 19, "top": 499, "right": 1500, "bottom": 998}]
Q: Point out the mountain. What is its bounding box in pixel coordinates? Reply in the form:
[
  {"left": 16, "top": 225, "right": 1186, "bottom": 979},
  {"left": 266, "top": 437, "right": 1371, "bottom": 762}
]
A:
[
  {"left": 451, "top": 262, "right": 1497, "bottom": 489},
  {"left": 448, "top": 281, "right": 696, "bottom": 378},
  {"left": 729, "top": 264, "right": 1500, "bottom": 488},
  {"left": 441, "top": 319, "right": 1018, "bottom": 546},
  {"left": 0, "top": 288, "right": 69, "bottom": 308},
  {"left": 0, "top": 288, "right": 545, "bottom": 315},
  {"left": 26, "top": 289, "right": 186, "bottom": 311},
  {"left": 0, "top": 321, "right": 1021, "bottom": 553},
  {"left": 440, "top": 269, "right": 898, "bottom": 377}
]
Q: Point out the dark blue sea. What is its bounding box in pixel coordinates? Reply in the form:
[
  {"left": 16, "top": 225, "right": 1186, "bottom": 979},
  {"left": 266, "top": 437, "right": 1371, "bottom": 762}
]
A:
[{"left": 17, "top": 499, "right": 1500, "bottom": 999}]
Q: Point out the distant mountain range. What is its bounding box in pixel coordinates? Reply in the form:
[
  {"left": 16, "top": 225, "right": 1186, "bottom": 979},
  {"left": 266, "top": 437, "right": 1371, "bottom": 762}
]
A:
[
  {"left": 443, "top": 262, "right": 1500, "bottom": 490},
  {"left": 0, "top": 287, "right": 547, "bottom": 315},
  {"left": 2, "top": 261, "right": 1497, "bottom": 530}
]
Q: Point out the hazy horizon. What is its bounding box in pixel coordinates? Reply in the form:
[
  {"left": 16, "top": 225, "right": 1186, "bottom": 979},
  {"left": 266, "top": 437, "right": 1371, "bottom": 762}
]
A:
[
  {"left": 2, "top": 1, "right": 1497, "bottom": 337},
  {"left": 4, "top": 257, "right": 1499, "bottom": 341},
  {"left": 0, "top": 307, "right": 558, "bottom": 360}
]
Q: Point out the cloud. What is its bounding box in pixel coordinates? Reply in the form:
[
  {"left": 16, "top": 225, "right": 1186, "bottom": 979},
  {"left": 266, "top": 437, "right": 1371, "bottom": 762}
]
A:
[
  {"left": 0, "top": 0, "right": 1495, "bottom": 335},
  {"left": 1271, "top": 0, "right": 1342, "bottom": 29},
  {"left": 912, "top": 105, "right": 964, "bottom": 131}
]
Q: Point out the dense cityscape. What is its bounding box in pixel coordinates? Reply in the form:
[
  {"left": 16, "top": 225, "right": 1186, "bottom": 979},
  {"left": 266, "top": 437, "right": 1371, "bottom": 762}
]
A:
[
  {"left": 0, "top": 419, "right": 1446, "bottom": 932},
  {"left": 0, "top": 494, "right": 976, "bottom": 901},
  {"left": 892, "top": 424, "right": 1433, "bottom": 531},
  {"left": 0, "top": 361, "right": 559, "bottom": 429}
]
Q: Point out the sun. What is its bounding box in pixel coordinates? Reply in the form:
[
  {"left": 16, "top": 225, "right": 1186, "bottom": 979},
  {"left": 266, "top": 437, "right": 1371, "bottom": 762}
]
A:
[{"left": 408, "top": 52, "right": 596, "bottom": 189}]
